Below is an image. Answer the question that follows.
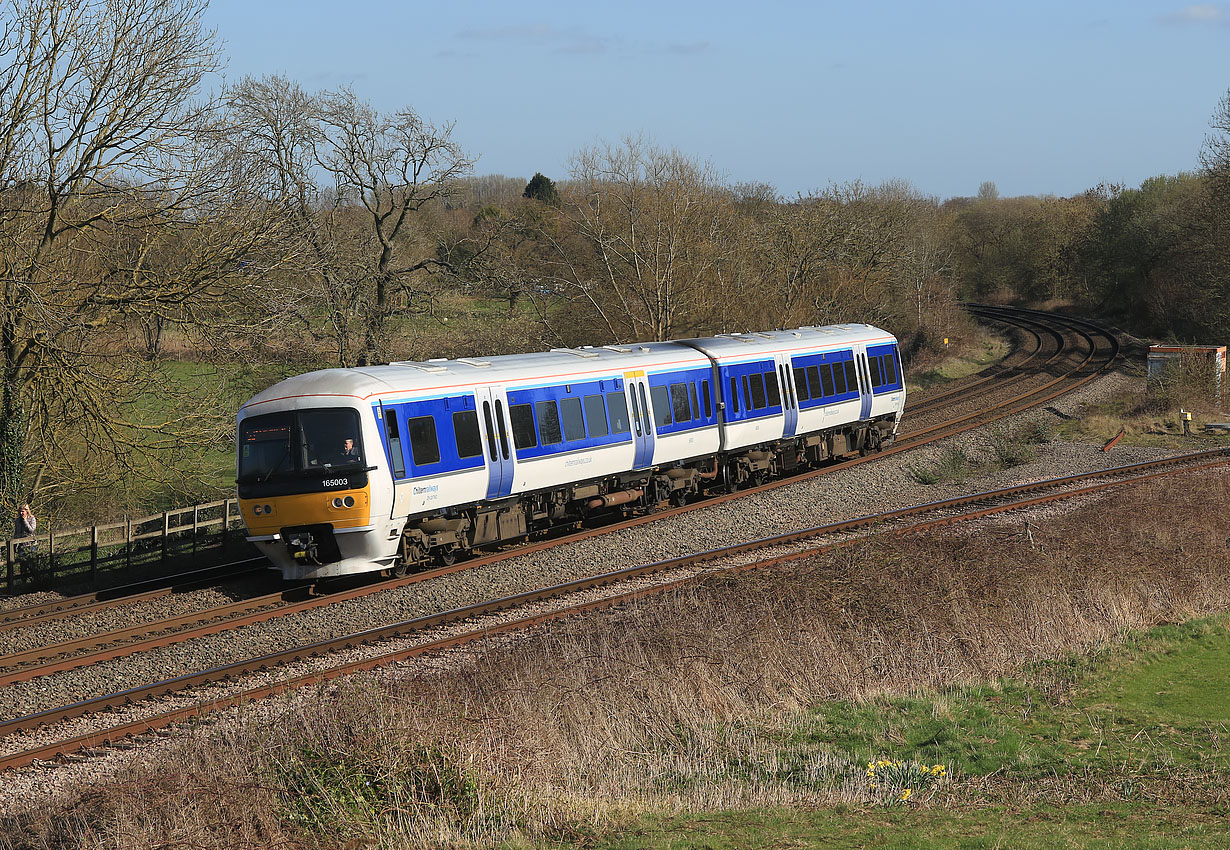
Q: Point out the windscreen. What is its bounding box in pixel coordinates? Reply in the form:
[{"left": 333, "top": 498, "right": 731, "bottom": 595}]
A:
[
  {"left": 238, "top": 408, "right": 363, "bottom": 483},
  {"left": 238, "top": 412, "right": 294, "bottom": 481}
]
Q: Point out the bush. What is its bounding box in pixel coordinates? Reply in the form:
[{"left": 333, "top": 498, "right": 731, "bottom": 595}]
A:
[
  {"left": 277, "top": 743, "right": 482, "bottom": 839},
  {"left": 909, "top": 447, "right": 972, "bottom": 485}
]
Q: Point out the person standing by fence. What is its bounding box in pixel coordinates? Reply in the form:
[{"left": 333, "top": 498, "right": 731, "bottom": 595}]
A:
[{"left": 14, "top": 503, "right": 37, "bottom": 557}]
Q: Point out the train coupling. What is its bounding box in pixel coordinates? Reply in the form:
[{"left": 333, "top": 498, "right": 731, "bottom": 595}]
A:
[
  {"left": 286, "top": 530, "right": 321, "bottom": 565},
  {"left": 281, "top": 523, "right": 341, "bottom": 566}
]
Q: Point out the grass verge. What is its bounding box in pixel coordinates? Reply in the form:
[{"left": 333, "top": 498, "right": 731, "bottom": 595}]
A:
[{"left": 4, "top": 469, "right": 1229, "bottom": 849}]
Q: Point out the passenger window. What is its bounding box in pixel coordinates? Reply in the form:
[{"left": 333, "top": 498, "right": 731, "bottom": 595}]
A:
[
  {"left": 729, "top": 376, "right": 740, "bottom": 414},
  {"left": 560, "top": 396, "right": 585, "bottom": 441},
  {"left": 807, "top": 365, "right": 822, "bottom": 399},
  {"left": 629, "top": 389, "right": 642, "bottom": 436},
  {"left": 869, "top": 355, "right": 884, "bottom": 388},
  {"left": 509, "top": 403, "right": 538, "bottom": 449},
  {"left": 452, "top": 409, "right": 482, "bottom": 459},
  {"left": 793, "top": 367, "right": 810, "bottom": 402},
  {"left": 670, "top": 383, "right": 692, "bottom": 423},
  {"left": 826, "top": 363, "right": 841, "bottom": 396},
  {"left": 637, "top": 384, "right": 651, "bottom": 434},
  {"left": 384, "top": 409, "right": 405, "bottom": 478},
  {"left": 765, "top": 370, "right": 781, "bottom": 407},
  {"left": 689, "top": 383, "right": 699, "bottom": 420},
  {"left": 884, "top": 353, "right": 898, "bottom": 385},
  {"left": 495, "top": 400, "right": 509, "bottom": 459},
  {"left": 749, "top": 373, "right": 767, "bottom": 409},
  {"left": 742, "top": 375, "right": 752, "bottom": 409},
  {"left": 406, "top": 415, "right": 440, "bottom": 466},
  {"left": 844, "top": 361, "right": 858, "bottom": 393},
  {"left": 607, "top": 392, "right": 630, "bottom": 434},
  {"left": 651, "top": 384, "right": 673, "bottom": 428},
  {"left": 702, "top": 380, "right": 712, "bottom": 418},
  {"left": 482, "top": 402, "right": 497, "bottom": 460},
  {"left": 536, "top": 399, "right": 562, "bottom": 445},
  {"left": 584, "top": 394, "right": 609, "bottom": 438}
]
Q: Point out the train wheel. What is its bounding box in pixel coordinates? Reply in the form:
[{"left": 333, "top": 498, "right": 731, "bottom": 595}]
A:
[
  {"left": 389, "top": 562, "right": 411, "bottom": 579},
  {"left": 436, "top": 546, "right": 458, "bottom": 566}
]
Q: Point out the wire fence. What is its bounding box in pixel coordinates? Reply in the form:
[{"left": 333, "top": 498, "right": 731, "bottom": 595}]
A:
[{"left": 1, "top": 499, "right": 252, "bottom": 594}]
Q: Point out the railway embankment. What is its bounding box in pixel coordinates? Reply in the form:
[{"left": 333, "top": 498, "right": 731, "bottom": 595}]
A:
[{"left": 3, "top": 324, "right": 1229, "bottom": 847}]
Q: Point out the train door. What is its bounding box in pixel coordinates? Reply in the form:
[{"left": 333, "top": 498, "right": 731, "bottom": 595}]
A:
[
  {"left": 475, "top": 386, "right": 515, "bottom": 499},
  {"left": 624, "top": 372, "right": 655, "bottom": 469},
  {"left": 776, "top": 356, "right": 798, "bottom": 438},
  {"left": 855, "top": 349, "right": 873, "bottom": 420}
]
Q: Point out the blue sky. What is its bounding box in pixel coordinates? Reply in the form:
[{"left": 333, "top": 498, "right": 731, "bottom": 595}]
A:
[{"left": 203, "top": 0, "right": 1230, "bottom": 200}]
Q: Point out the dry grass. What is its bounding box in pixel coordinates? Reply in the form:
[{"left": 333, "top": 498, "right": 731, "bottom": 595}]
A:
[{"left": 5, "top": 471, "right": 1230, "bottom": 849}]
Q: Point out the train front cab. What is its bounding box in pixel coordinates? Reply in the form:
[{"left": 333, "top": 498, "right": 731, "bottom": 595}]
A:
[{"left": 237, "top": 403, "right": 398, "bottom": 580}]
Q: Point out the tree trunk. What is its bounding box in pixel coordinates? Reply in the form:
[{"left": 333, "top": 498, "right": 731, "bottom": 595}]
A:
[{"left": 0, "top": 375, "right": 27, "bottom": 528}]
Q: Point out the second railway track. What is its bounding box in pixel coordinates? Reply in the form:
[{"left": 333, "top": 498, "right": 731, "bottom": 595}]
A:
[
  {"left": 2, "top": 448, "right": 1226, "bottom": 772},
  {"left": 0, "top": 305, "right": 1140, "bottom": 774}
]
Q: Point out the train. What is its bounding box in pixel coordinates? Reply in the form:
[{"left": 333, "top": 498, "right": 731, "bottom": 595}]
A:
[{"left": 236, "top": 324, "right": 906, "bottom": 580}]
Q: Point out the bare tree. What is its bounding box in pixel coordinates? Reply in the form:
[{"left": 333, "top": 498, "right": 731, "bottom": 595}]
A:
[
  {"left": 546, "top": 137, "right": 736, "bottom": 342},
  {"left": 227, "top": 77, "right": 475, "bottom": 366},
  {"left": 1201, "top": 89, "right": 1230, "bottom": 194},
  {"left": 0, "top": 0, "right": 291, "bottom": 520}
]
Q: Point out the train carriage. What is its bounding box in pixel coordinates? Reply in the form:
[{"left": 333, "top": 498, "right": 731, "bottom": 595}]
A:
[{"left": 237, "top": 324, "right": 904, "bottom": 581}]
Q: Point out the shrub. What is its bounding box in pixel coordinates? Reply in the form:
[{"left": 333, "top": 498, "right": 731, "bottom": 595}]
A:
[
  {"left": 276, "top": 743, "right": 482, "bottom": 839},
  {"left": 909, "top": 447, "right": 972, "bottom": 484}
]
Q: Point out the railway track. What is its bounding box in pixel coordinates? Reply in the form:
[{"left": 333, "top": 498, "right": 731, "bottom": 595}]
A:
[
  {"left": 0, "top": 305, "right": 1131, "bottom": 774},
  {"left": 3, "top": 448, "right": 1225, "bottom": 772},
  {"left": 0, "top": 303, "right": 1104, "bottom": 626}
]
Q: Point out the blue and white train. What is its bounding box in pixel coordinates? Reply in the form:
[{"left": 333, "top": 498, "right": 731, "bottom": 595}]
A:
[{"left": 236, "top": 324, "right": 905, "bottom": 580}]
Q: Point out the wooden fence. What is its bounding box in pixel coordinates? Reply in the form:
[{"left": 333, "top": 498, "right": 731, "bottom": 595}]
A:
[{"left": 1, "top": 499, "right": 252, "bottom": 594}]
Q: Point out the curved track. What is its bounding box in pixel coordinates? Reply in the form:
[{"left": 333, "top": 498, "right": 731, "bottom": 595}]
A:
[{"left": 0, "top": 305, "right": 1131, "bottom": 771}]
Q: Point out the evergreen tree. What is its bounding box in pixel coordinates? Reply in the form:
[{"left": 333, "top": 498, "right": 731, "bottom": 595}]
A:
[{"left": 523, "top": 172, "right": 561, "bottom": 206}]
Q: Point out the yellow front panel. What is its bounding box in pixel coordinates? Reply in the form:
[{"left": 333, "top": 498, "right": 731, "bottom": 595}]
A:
[{"left": 240, "top": 486, "right": 371, "bottom": 536}]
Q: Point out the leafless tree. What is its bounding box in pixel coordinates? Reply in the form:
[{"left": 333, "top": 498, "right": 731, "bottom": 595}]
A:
[
  {"left": 227, "top": 77, "right": 475, "bottom": 366},
  {"left": 546, "top": 137, "right": 737, "bottom": 342},
  {"left": 0, "top": 0, "right": 292, "bottom": 519}
]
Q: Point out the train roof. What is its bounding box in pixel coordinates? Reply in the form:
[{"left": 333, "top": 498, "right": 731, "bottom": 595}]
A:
[
  {"left": 239, "top": 341, "right": 708, "bottom": 412},
  {"left": 680, "top": 324, "right": 896, "bottom": 359},
  {"left": 239, "top": 324, "right": 897, "bottom": 414}
]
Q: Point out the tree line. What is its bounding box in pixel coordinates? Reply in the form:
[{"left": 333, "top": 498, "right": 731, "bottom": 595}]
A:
[{"left": 2, "top": 0, "right": 1227, "bottom": 526}]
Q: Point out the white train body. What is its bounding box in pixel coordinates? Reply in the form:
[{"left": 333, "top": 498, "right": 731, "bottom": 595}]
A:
[{"left": 236, "top": 324, "right": 904, "bottom": 580}]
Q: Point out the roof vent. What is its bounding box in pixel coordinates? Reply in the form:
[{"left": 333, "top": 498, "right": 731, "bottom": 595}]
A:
[
  {"left": 389, "top": 361, "right": 448, "bottom": 373},
  {"left": 550, "top": 347, "right": 601, "bottom": 359}
]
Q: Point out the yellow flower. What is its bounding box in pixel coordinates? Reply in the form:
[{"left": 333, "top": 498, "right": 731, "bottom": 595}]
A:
[{"left": 900, "top": 788, "right": 912, "bottom": 801}]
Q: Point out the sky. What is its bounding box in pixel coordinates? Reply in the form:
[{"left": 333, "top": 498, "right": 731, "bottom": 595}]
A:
[{"left": 202, "top": 0, "right": 1230, "bottom": 201}]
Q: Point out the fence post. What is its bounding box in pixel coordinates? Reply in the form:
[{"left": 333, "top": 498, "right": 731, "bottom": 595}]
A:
[
  {"left": 5, "top": 539, "right": 13, "bottom": 593},
  {"left": 161, "top": 511, "right": 169, "bottom": 565},
  {"left": 223, "top": 499, "right": 232, "bottom": 552},
  {"left": 125, "top": 517, "right": 132, "bottom": 569},
  {"left": 192, "top": 505, "right": 199, "bottom": 561},
  {"left": 90, "top": 525, "right": 99, "bottom": 585},
  {"left": 48, "top": 529, "right": 55, "bottom": 583}
]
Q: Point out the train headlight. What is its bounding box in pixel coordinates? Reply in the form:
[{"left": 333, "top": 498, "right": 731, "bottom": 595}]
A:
[
  {"left": 263, "top": 504, "right": 272, "bottom": 515},
  {"left": 332, "top": 497, "right": 344, "bottom": 508},
  {"left": 343, "top": 496, "right": 355, "bottom": 508},
  {"left": 253, "top": 504, "right": 262, "bottom": 515}
]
